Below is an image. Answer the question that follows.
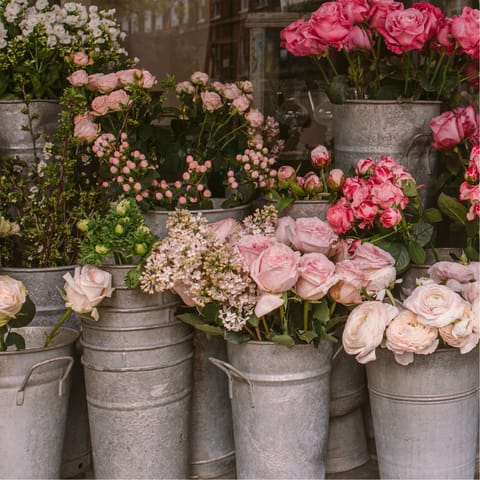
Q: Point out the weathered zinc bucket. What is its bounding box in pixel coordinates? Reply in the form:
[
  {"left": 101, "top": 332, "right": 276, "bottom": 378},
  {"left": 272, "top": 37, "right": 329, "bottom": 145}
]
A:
[
  {"left": 0, "top": 100, "right": 62, "bottom": 163},
  {"left": 0, "top": 326, "right": 78, "bottom": 479},
  {"left": 0, "top": 266, "right": 89, "bottom": 478},
  {"left": 261, "top": 197, "right": 330, "bottom": 220},
  {"left": 366, "top": 347, "right": 479, "bottom": 479},
  {"left": 333, "top": 100, "right": 441, "bottom": 206},
  {"left": 327, "top": 345, "right": 369, "bottom": 473},
  {"left": 81, "top": 265, "right": 194, "bottom": 479},
  {"left": 191, "top": 332, "right": 235, "bottom": 479},
  {"left": 211, "top": 341, "right": 333, "bottom": 479}
]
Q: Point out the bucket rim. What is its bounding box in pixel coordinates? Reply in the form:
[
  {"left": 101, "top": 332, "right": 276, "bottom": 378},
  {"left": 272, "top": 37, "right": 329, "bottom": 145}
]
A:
[
  {"left": 338, "top": 99, "right": 443, "bottom": 106},
  {"left": 0, "top": 265, "right": 78, "bottom": 274},
  {"left": 0, "top": 99, "right": 61, "bottom": 105},
  {"left": 145, "top": 198, "right": 252, "bottom": 215}
]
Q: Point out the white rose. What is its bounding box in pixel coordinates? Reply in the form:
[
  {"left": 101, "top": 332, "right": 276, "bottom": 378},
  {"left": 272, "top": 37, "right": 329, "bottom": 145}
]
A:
[
  {"left": 342, "top": 301, "right": 399, "bottom": 364},
  {"left": 63, "top": 265, "right": 114, "bottom": 321},
  {"left": 0, "top": 276, "right": 27, "bottom": 326},
  {"left": 385, "top": 310, "right": 439, "bottom": 365},
  {"left": 403, "top": 284, "right": 465, "bottom": 328}
]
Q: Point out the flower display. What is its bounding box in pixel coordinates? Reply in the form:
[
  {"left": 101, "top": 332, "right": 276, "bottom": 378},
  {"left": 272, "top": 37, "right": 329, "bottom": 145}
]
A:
[
  {"left": 342, "top": 259, "right": 480, "bottom": 365},
  {"left": 140, "top": 205, "right": 397, "bottom": 346},
  {"left": 326, "top": 155, "right": 440, "bottom": 272},
  {"left": 280, "top": 2, "right": 479, "bottom": 104},
  {"left": 0, "top": 0, "right": 130, "bottom": 99}
]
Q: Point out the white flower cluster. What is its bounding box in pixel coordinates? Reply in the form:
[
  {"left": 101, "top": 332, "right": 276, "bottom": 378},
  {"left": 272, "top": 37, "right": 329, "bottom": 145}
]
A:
[{"left": 239, "top": 205, "right": 278, "bottom": 237}]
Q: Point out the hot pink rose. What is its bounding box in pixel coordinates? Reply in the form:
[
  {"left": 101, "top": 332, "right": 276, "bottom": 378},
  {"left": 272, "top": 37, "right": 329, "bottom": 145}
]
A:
[
  {"left": 72, "top": 51, "right": 92, "bottom": 66},
  {"left": 250, "top": 243, "right": 300, "bottom": 293},
  {"left": 310, "top": 144, "right": 331, "bottom": 168},
  {"left": 430, "top": 110, "right": 464, "bottom": 150},
  {"left": 289, "top": 217, "right": 338, "bottom": 255},
  {"left": 74, "top": 118, "right": 99, "bottom": 143},
  {"left": 235, "top": 235, "right": 277, "bottom": 270},
  {"left": 327, "top": 168, "right": 345, "bottom": 191},
  {"left": 67, "top": 70, "right": 89, "bottom": 87},
  {"left": 435, "top": 17, "right": 455, "bottom": 55},
  {"left": 411, "top": 2, "right": 444, "bottom": 40},
  {"left": 455, "top": 104, "right": 478, "bottom": 139},
  {"left": 379, "top": 8, "right": 430, "bottom": 54},
  {"left": 326, "top": 200, "right": 355, "bottom": 234},
  {"left": 280, "top": 19, "right": 328, "bottom": 56},
  {"left": 309, "top": 2, "right": 353, "bottom": 50},
  {"left": 369, "top": 0, "right": 404, "bottom": 31},
  {"left": 338, "top": 0, "right": 370, "bottom": 23},
  {"left": 329, "top": 259, "right": 366, "bottom": 304},
  {"left": 346, "top": 25, "right": 372, "bottom": 51},
  {"left": 371, "top": 182, "right": 407, "bottom": 209},
  {"left": 201, "top": 91, "right": 223, "bottom": 112},
  {"left": 296, "top": 253, "right": 338, "bottom": 301},
  {"left": 379, "top": 207, "right": 402, "bottom": 228},
  {"left": 451, "top": 7, "right": 480, "bottom": 59},
  {"left": 245, "top": 109, "right": 264, "bottom": 128},
  {"left": 106, "top": 90, "right": 130, "bottom": 112}
]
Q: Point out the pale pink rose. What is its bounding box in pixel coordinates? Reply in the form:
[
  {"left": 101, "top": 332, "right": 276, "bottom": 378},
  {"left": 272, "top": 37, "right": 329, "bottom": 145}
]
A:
[
  {"left": 296, "top": 253, "right": 338, "bottom": 301},
  {"left": 428, "top": 261, "right": 476, "bottom": 284},
  {"left": 74, "top": 118, "right": 100, "bottom": 143},
  {"left": 88, "top": 73, "right": 119, "bottom": 93},
  {"left": 140, "top": 70, "right": 156, "bottom": 88},
  {"left": 235, "top": 235, "right": 277, "bottom": 270},
  {"left": 327, "top": 168, "right": 345, "bottom": 191},
  {"left": 338, "top": 0, "right": 370, "bottom": 23},
  {"left": 222, "top": 83, "right": 242, "bottom": 100},
  {"left": 201, "top": 91, "right": 223, "bottom": 112},
  {"left": 403, "top": 284, "right": 465, "bottom": 327},
  {"left": 345, "top": 25, "right": 372, "bottom": 51},
  {"left": 289, "top": 217, "right": 338, "bottom": 255},
  {"left": 351, "top": 241, "right": 396, "bottom": 267},
  {"left": 355, "top": 157, "right": 376, "bottom": 176},
  {"left": 329, "top": 259, "right": 366, "bottom": 304},
  {"left": 462, "top": 281, "right": 480, "bottom": 303},
  {"left": 370, "top": 182, "right": 407, "bottom": 209},
  {"left": 378, "top": 8, "right": 430, "bottom": 54},
  {"left": 310, "top": 144, "right": 331, "bottom": 168},
  {"left": 275, "top": 216, "right": 296, "bottom": 245},
  {"left": 0, "top": 276, "right": 27, "bottom": 326},
  {"left": 209, "top": 218, "right": 239, "bottom": 242},
  {"left": 385, "top": 309, "right": 439, "bottom": 365},
  {"left": 106, "top": 90, "right": 130, "bottom": 112},
  {"left": 116, "top": 69, "right": 142, "bottom": 85},
  {"left": 333, "top": 238, "right": 359, "bottom": 262},
  {"left": 250, "top": 243, "right": 300, "bottom": 293},
  {"left": 369, "top": 0, "right": 404, "bottom": 31},
  {"left": 364, "top": 265, "right": 397, "bottom": 300},
  {"left": 326, "top": 199, "right": 355, "bottom": 235},
  {"left": 72, "top": 51, "right": 92, "bottom": 66},
  {"left": 245, "top": 109, "right": 264, "bottom": 128},
  {"left": 343, "top": 301, "right": 399, "bottom": 363},
  {"left": 191, "top": 71, "right": 209, "bottom": 85},
  {"left": 232, "top": 95, "right": 250, "bottom": 114},
  {"left": 469, "top": 262, "right": 480, "bottom": 280},
  {"left": 91, "top": 95, "right": 110, "bottom": 116},
  {"left": 67, "top": 70, "right": 89, "bottom": 87},
  {"left": 439, "top": 303, "right": 479, "bottom": 353},
  {"left": 309, "top": 2, "right": 353, "bottom": 50},
  {"left": 172, "top": 280, "right": 196, "bottom": 307},
  {"left": 176, "top": 81, "right": 195, "bottom": 95},
  {"left": 255, "top": 293, "right": 285, "bottom": 317},
  {"left": 451, "top": 7, "right": 480, "bottom": 59},
  {"left": 379, "top": 207, "right": 402, "bottom": 228},
  {"left": 73, "top": 112, "right": 95, "bottom": 125}
]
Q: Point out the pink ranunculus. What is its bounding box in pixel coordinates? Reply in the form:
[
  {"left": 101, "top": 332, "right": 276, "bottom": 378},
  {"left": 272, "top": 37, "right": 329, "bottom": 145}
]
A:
[
  {"left": 106, "top": 89, "right": 130, "bottom": 112},
  {"left": 385, "top": 309, "right": 439, "bottom": 365},
  {"left": 296, "top": 253, "right": 338, "bottom": 300},
  {"left": 326, "top": 200, "right": 355, "bottom": 234},
  {"left": 310, "top": 144, "right": 331, "bottom": 168},
  {"left": 379, "top": 8, "right": 430, "bottom": 54},
  {"left": 201, "top": 91, "right": 223, "bottom": 112},
  {"left": 235, "top": 235, "right": 277, "bottom": 270},
  {"left": 250, "top": 243, "right": 300, "bottom": 293},
  {"left": 430, "top": 110, "right": 464, "bottom": 151},
  {"left": 209, "top": 218, "right": 239, "bottom": 243},
  {"left": 232, "top": 95, "right": 250, "bottom": 114},
  {"left": 74, "top": 118, "right": 100, "bottom": 143},
  {"left": 255, "top": 293, "right": 285, "bottom": 317},
  {"left": 428, "top": 261, "right": 476, "bottom": 285},
  {"left": 245, "top": 109, "right": 264, "bottom": 128},
  {"left": 462, "top": 281, "right": 480, "bottom": 304},
  {"left": 343, "top": 301, "right": 399, "bottom": 363},
  {"left": 91, "top": 95, "right": 110, "bottom": 116},
  {"left": 435, "top": 17, "right": 455, "bottom": 55},
  {"left": 89, "top": 73, "right": 119, "bottom": 94},
  {"left": 345, "top": 25, "right": 372, "bottom": 51},
  {"left": 327, "top": 168, "right": 345, "bottom": 191},
  {"left": 72, "top": 51, "right": 92, "bottom": 66},
  {"left": 355, "top": 157, "right": 376, "bottom": 176},
  {"left": 67, "top": 69, "right": 89, "bottom": 87},
  {"left": 190, "top": 71, "right": 209, "bottom": 85},
  {"left": 379, "top": 207, "right": 402, "bottom": 228},
  {"left": 403, "top": 284, "right": 466, "bottom": 327},
  {"left": 309, "top": 2, "right": 353, "bottom": 50},
  {"left": 338, "top": 0, "right": 370, "bottom": 23},
  {"left": 289, "top": 217, "right": 338, "bottom": 255},
  {"left": 329, "top": 259, "right": 367, "bottom": 304},
  {"left": 369, "top": 0, "right": 404, "bottom": 31},
  {"left": 451, "top": 7, "right": 480, "bottom": 59},
  {"left": 411, "top": 2, "right": 444, "bottom": 40}
]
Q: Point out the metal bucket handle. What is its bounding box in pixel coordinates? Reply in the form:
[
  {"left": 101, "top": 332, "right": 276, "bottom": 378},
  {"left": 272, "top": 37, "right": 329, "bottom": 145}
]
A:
[
  {"left": 404, "top": 132, "right": 435, "bottom": 175},
  {"left": 16, "top": 356, "right": 74, "bottom": 406},
  {"left": 208, "top": 356, "right": 255, "bottom": 408}
]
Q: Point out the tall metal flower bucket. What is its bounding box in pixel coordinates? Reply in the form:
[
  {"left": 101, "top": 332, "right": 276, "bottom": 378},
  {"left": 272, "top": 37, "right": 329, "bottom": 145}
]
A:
[
  {"left": 0, "top": 326, "right": 78, "bottom": 479},
  {"left": 333, "top": 100, "right": 441, "bottom": 206},
  {"left": 211, "top": 341, "right": 333, "bottom": 479},
  {"left": 81, "top": 265, "right": 194, "bottom": 479},
  {"left": 0, "top": 266, "right": 90, "bottom": 478},
  {"left": 366, "top": 347, "right": 479, "bottom": 479},
  {"left": 260, "top": 197, "right": 330, "bottom": 220}
]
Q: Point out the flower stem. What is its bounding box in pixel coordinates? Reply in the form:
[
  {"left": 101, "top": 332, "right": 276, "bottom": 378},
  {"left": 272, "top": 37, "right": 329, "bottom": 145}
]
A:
[
  {"left": 44, "top": 308, "right": 73, "bottom": 347},
  {"left": 261, "top": 316, "right": 270, "bottom": 337},
  {"left": 303, "top": 300, "right": 310, "bottom": 332},
  {"left": 385, "top": 288, "right": 396, "bottom": 307}
]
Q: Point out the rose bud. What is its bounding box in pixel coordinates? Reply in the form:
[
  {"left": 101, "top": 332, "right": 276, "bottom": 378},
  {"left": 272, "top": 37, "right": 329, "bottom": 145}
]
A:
[
  {"left": 327, "top": 168, "right": 345, "bottom": 191},
  {"left": 303, "top": 173, "right": 324, "bottom": 195},
  {"left": 310, "top": 144, "right": 331, "bottom": 168},
  {"left": 277, "top": 165, "right": 296, "bottom": 182}
]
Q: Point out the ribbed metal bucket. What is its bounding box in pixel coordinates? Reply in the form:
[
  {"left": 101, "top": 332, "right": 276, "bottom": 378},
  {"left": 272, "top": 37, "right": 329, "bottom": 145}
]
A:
[
  {"left": 0, "top": 100, "right": 62, "bottom": 163},
  {"left": 211, "top": 341, "right": 333, "bottom": 479},
  {"left": 333, "top": 101, "right": 441, "bottom": 206},
  {"left": 143, "top": 199, "right": 252, "bottom": 239},
  {"left": 0, "top": 326, "right": 78, "bottom": 479},
  {"left": 261, "top": 198, "right": 330, "bottom": 220},
  {"left": 81, "top": 265, "right": 194, "bottom": 479},
  {"left": 366, "top": 347, "right": 479, "bottom": 479},
  {"left": 191, "top": 332, "right": 235, "bottom": 479},
  {"left": 0, "top": 266, "right": 90, "bottom": 478}
]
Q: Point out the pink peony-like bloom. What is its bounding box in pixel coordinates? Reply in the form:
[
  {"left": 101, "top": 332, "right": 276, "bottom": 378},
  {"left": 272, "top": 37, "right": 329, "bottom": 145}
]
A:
[
  {"left": 451, "top": 7, "right": 480, "bottom": 59},
  {"left": 371, "top": 181, "right": 407, "bottom": 209},
  {"left": 379, "top": 207, "right": 402, "bottom": 228},
  {"left": 232, "top": 95, "right": 250, "bottom": 114},
  {"left": 222, "top": 83, "right": 242, "bottom": 101},
  {"left": 385, "top": 309, "right": 439, "bottom": 365},
  {"left": 353, "top": 201, "right": 378, "bottom": 226},
  {"left": 303, "top": 173, "right": 323, "bottom": 195},
  {"left": 310, "top": 144, "right": 331, "bottom": 168},
  {"left": 67, "top": 70, "right": 89, "bottom": 87},
  {"left": 327, "top": 199, "right": 355, "bottom": 234},
  {"left": 295, "top": 253, "right": 338, "bottom": 301},
  {"left": 327, "top": 168, "right": 345, "bottom": 191},
  {"left": 355, "top": 157, "right": 376, "bottom": 176},
  {"left": 275, "top": 216, "right": 296, "bottom": 246},
  {"left": 201, "top": 91, "right": 223, "bottom": 112},
  {"left": 343, "top": 301, "right": 399, "bottom": 363},
  {"left": 277, "top": 165, "right": 296, "bottom": 182},
  {"left": 309, "top": 2, "right": 353, "bottom": 50},
  {"left": 176, "top": 81, "right": 195, "bottom": 95},
  {"left": 289, "top": 217, "right": 338, "bottom": 255}
]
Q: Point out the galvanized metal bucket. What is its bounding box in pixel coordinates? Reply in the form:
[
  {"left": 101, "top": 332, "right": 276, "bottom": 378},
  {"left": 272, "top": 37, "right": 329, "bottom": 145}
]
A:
[
  {"left": 0, "top": 266, "right": 90, "bottom": 478},
  {"left": 366, "top": 347, "right": 479, "bottom": 479},
  {"left": 0, "top": 326, "right": 78, "bottom": 479},
  {"left": 190, "top": 332, "right": 235, "bottom": 479},
  {"left": 143, "top": 199, "right": 252, "bottom": 239},
  {"left": 261, "top": 197, "right": 330, "bottom": 220},
  {"left": 210, "top": 340, "right": 333, "bottom": 479},
  {"left": 81, "top": 265, "right": 194, "bottom": 479},
  {"left": 0, "top": 100, "right": 62, "bottom": 164},
  {"left": 333, "top": 100, "right": 441, "bottom": 206}
]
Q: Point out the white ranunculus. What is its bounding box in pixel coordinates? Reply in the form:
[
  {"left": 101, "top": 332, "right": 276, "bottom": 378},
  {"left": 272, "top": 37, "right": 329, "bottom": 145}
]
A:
[
  {"left": 342, "top": 301, "right": 399, "bottom": 364},
  {"left": 439, "top": 303, "right": 479, "bottom": 354},
  {"left": 0, "top": 276, "right": 27, "bottom": 327}
]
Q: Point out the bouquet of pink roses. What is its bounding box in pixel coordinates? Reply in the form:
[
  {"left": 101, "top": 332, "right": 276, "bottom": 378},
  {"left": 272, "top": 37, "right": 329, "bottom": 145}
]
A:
[{"left": 342, "top": 259, "right": 479, "bottom": 365}]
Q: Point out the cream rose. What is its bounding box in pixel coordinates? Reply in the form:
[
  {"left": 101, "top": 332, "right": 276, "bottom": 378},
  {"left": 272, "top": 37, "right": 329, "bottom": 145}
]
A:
[
  {"left": 0, "top": 276, "right": 27, "bottom": 327},
  {"left": 403, "top": 284, "right": 465, "bottom": 328},
  {"left": 342, "top": 301, "right": 399, "bottom": 364},
  {"left": 64, "top": 265, "right": 114, "bottom": 321},
  {"left": 385, "top": 310, "right": 439, "bottom": 365}
]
